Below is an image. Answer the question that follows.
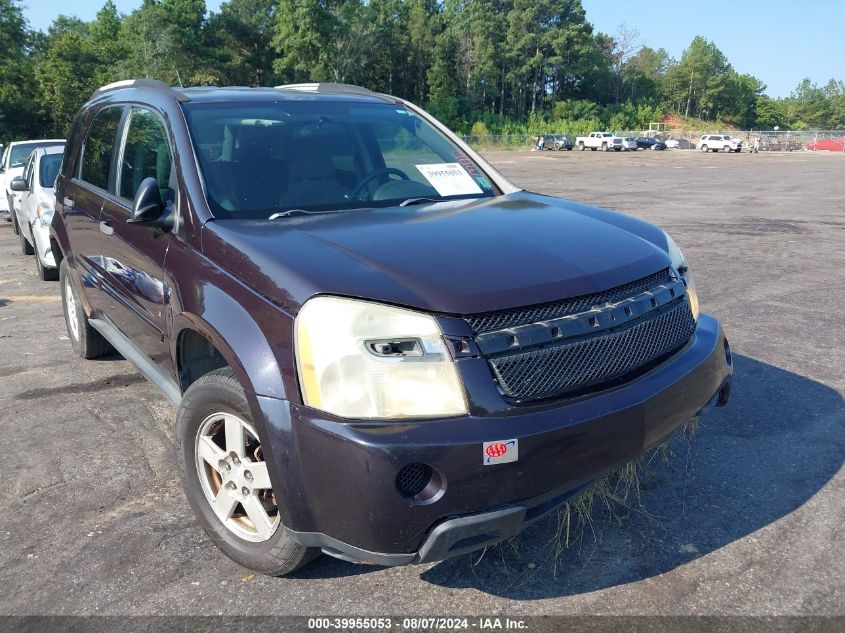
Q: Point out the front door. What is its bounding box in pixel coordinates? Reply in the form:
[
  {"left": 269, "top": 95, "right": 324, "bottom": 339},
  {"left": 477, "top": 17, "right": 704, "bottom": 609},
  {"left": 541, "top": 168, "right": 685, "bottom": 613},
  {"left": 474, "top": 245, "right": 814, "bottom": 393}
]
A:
[{"left": 97, "top": 106, "right": 176, "bottom": 370}]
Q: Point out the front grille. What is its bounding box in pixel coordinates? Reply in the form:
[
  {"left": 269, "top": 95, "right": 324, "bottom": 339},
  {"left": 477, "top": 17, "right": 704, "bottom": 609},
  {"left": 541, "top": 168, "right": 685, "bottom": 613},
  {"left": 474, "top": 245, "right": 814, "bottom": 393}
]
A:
[
  {"left": 487, "top": 299, "right": 695, "bottom": 402},
  {"left": 464, "top": 268, "right": 674, "bottom": 334}
]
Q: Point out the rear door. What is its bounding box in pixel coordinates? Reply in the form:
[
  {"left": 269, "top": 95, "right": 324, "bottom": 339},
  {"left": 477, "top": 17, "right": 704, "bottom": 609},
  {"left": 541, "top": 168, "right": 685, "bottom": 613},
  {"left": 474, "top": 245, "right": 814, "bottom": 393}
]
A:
[
  {"left": 97, "top": 105, "right": 175, "bottom": 369},
  {"left": 62, "top": 105, "right": 126, "bottom": 316}
]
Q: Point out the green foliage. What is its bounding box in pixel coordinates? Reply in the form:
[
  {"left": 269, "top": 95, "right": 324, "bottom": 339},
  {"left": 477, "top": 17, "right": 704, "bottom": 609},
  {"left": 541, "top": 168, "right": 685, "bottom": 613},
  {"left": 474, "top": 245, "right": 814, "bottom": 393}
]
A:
[{"left": 0, "top": 0, "right": 843, "bottom": 143}]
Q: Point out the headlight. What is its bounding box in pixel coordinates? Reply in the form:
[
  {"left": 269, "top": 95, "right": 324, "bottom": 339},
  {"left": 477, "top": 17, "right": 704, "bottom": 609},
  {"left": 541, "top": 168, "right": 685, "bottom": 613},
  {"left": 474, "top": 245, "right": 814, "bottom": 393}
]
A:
[
  {"left": 295, "top": 296, "right": 468, "bottom": 419},
  {"left": 664, "top": 231, "right": 699, "bottom": 321},
  {"left": 37, "top": 203, "right": 54, "bottom": 228}
]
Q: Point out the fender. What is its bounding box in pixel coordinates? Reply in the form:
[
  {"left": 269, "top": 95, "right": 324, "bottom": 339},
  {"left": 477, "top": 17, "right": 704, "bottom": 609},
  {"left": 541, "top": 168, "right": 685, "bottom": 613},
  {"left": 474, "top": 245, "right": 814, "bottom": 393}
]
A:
[
  {"left": 171, "top": 292, "right": 291, "bottom": 402},
  {"left": 165, "top": 236, "right": 298, "bottom": 402}
]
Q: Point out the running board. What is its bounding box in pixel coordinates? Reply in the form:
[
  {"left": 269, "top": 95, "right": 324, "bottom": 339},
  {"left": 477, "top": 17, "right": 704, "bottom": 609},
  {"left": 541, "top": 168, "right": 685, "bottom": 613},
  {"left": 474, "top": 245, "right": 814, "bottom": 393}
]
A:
[{"left": 89, "top": 317, "right": 182, "bottom": 407}]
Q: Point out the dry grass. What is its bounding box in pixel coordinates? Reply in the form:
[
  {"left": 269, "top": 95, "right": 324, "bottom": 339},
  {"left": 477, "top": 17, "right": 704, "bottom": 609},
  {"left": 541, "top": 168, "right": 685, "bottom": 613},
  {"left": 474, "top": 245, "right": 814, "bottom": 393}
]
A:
[{"left": 471, "top": 417, "right": 699, "bottom": 584}]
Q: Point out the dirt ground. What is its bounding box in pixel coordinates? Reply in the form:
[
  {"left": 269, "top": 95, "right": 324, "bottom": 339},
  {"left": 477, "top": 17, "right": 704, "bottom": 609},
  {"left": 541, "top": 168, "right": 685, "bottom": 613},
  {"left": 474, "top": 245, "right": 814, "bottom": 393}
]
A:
[{"left": 0, "top": 149, "right": 842, "bottom": 616}]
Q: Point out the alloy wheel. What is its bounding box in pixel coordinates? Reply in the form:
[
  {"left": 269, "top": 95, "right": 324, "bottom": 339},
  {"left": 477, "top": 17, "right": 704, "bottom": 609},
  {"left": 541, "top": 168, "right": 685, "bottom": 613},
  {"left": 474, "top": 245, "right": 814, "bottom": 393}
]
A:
[
  {"left": 195, "top": 412, "right": 280, "bottom": 543},
  {"left": 64, "top": 278, "right": 80, "bottom": 341}
]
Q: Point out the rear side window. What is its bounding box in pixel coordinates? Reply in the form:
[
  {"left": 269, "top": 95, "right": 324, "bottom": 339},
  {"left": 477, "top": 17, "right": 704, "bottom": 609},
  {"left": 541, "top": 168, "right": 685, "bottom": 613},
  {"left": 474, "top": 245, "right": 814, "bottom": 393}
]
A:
[
  {"left": 79, "top": 107, "right": 123, "bottom": 190},
  {"left": 119, "top": 107, "right": 175, "bottom": 203}
]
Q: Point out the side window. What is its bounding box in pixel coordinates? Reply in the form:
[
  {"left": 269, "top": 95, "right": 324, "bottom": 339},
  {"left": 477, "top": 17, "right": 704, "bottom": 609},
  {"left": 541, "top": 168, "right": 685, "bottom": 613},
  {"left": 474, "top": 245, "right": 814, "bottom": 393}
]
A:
[
  {"left": 80, "top": 106, "right": 124, "bottom": 190},
  {"left": 119, "top": 107, "right": 175, "bottom": 203},
  {"left": 23, "top": 156, "right": 34, "bottom": 187}
]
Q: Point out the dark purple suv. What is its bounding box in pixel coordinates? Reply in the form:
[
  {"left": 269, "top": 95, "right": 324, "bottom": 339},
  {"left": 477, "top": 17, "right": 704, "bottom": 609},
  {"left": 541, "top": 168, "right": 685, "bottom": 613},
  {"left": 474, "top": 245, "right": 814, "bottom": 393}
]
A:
[{"left": 51, "top": 79, "right": 732, "bottom": 575}]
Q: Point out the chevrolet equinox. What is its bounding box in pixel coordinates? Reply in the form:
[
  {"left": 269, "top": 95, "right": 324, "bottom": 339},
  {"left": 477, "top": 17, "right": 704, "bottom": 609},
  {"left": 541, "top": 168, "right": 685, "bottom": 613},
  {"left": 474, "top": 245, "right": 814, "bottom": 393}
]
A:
[{"left": 51, "top": 79, "right": 732, "bottom": 575}]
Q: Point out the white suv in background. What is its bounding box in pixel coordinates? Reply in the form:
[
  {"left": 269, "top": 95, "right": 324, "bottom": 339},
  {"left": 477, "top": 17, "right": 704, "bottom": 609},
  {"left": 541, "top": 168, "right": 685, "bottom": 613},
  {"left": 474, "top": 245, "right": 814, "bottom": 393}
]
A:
[
  {"left": 0, "top": 139, "right": 65, "bottom": 222},
  {"left": 699, "top": 134, "right": 742, "bottom": 153},
  {"left": 10, "top": 145, "right": 64, "bottom": 280}
]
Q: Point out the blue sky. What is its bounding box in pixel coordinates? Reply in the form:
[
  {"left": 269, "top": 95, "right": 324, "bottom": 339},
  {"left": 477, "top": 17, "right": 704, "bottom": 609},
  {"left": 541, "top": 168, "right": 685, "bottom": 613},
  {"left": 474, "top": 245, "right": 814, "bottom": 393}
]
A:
[
  {"left": 21, "top": 0, "right": 845, "bottom": 98},
  {"left": 582, "top": 0, "right": 844, "bottom": 97}
]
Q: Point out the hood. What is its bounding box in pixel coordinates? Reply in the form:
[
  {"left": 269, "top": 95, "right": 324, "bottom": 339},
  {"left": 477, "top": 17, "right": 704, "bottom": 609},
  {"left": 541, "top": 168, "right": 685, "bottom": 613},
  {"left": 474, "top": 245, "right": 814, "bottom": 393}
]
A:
[{"left": 201, "top": 192, "right": 672, "bottom": 316}]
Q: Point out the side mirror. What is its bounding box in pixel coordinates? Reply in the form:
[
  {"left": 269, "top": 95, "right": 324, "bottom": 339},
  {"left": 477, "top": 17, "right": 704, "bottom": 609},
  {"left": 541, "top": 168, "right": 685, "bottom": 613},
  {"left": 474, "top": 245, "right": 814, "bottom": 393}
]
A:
[
  {"left": 129, "top": 176, "right": 176, "bottom": 229},
  {"left": 9, "top": 177, "right": 29, "bottom": 192}
]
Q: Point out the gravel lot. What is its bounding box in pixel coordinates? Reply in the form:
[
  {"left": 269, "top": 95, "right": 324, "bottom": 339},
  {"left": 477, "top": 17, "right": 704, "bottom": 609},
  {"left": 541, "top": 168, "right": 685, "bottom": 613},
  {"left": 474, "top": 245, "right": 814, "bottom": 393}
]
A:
[{"left": 0, "top": 150, "right": 842, "bottom": 616}]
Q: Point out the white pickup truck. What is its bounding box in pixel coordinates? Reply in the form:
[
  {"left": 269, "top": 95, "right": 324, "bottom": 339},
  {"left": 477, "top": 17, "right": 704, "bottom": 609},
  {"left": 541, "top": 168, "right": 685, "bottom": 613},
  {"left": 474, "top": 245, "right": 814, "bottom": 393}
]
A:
[{"left": 576, "top": 132, "right": 636, "bottom": 152}]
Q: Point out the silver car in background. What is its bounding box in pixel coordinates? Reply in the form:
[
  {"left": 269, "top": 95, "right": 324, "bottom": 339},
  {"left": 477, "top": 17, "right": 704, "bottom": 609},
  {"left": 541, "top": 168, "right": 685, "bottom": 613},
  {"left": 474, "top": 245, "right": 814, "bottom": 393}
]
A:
[
  {"left": 10, "top": 145, "right": 65, "bottom": 280},
  {"left": 0, "top": 139, "right": 65, "bottom": 223}
]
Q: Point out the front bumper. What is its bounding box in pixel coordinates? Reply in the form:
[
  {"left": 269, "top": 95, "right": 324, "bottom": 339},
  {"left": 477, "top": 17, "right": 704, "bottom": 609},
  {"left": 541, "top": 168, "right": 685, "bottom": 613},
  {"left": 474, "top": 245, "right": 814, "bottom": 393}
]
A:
[{"left": 252, "top": 315, "right": 732, "bottom": 566}]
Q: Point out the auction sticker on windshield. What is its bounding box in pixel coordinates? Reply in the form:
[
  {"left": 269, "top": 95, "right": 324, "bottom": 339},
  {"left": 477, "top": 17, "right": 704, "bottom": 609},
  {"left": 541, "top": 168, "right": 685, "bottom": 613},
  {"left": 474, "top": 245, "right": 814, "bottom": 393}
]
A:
[{"left": 416, "top": 163, "right": 484, "bottom": 197}]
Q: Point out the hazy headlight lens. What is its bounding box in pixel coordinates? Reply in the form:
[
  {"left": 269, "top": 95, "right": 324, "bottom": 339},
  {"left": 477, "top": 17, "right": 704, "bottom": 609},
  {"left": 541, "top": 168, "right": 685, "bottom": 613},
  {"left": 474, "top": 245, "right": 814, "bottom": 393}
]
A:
[
  {"left": 295, "top": 296, "right": 468, "bottom": 419},
  {"left": 664, "top": 231, "right": 699, "bottom": 321},
  {"left": 36, "top": 203, "right": 54, "bottom": 228}
]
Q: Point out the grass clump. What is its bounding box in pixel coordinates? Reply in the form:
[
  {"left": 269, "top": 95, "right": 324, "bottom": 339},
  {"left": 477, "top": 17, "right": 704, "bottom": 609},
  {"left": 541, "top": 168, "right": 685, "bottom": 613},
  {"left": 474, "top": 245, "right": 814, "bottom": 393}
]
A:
[{"left": 471, "top": 417, "right": 699, "bottom": 583}]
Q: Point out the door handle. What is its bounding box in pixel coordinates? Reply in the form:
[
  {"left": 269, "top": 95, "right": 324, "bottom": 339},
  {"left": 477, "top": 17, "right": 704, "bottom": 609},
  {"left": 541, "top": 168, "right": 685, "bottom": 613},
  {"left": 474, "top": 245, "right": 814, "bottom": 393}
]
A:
[
  {"left": 63, "top": 197, "right": 74, "bottom": 207},
  {"left": 99, "top": 220, "right": 114, "bottom": 236}
]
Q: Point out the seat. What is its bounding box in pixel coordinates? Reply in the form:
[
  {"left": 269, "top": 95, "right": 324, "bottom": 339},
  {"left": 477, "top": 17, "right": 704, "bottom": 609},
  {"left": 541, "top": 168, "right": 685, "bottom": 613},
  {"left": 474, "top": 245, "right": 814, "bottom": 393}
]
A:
[
  {"left": 279, "top": 140, "right": 349, "bottom": 208},
  {"left": 227, "top": 127, "right": 290, "bottom": 212}
]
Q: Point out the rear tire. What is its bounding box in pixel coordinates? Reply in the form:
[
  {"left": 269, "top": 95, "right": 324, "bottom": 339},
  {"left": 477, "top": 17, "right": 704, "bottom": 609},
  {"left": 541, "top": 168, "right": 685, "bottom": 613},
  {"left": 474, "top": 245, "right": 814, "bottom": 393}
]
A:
[
  {"left": 176, "top": 367, "right": 320, "bottom": 576},
  {"left": 578, "top": 142, "right": 585, "bottom": 151},
  {"left": 59, "top": 259, "right": 114, "bottom": 359}
]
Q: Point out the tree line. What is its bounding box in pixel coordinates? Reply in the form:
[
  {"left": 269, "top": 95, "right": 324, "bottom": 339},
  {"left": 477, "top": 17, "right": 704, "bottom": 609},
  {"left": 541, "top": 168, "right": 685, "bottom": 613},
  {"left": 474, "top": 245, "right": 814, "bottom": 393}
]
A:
[{"left": 1, "top": 0, "right": 843, "bottom": 142}]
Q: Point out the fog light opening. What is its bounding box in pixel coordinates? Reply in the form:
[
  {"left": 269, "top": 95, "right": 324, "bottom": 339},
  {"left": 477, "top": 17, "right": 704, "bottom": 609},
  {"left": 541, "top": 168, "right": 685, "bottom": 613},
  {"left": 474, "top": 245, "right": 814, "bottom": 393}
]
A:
[
  {"left": 723, "top": 338, "right": 732, "bottom": 366},
  {"left": 396, "top": 463, "right": 446, "bottom": 505}
]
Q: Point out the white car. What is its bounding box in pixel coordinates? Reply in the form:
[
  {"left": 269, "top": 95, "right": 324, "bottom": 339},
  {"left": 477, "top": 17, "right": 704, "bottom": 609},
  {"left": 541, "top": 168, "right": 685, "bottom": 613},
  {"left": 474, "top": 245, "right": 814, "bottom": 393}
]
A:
[
  {"left": 10, "top": 145, "right": 64, "bottom": 280},
  {"left": 622, "top": 137, "right": 638, "bottom": 151},
  {"left": 0, "top": 139, "right": 65, "bottom": 222},
  {"left": 699, "top": 134, "right": 742, "bottom": 153}
]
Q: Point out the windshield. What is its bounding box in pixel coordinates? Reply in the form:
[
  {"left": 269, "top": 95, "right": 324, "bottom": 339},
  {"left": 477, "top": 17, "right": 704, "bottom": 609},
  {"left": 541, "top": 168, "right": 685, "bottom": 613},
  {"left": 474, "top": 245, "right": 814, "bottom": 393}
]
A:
[
  {"left": 10, "top": 144, "right": 41, "bottom": 168},
  {"left": 182, "top": 101, "right": 496, "bottom": 219},
  {"left": 10, "top": 142, "right": 62, "bottom": 168},
  {"left": 38, "top": 154, "right": 62, "bottom": 188}
]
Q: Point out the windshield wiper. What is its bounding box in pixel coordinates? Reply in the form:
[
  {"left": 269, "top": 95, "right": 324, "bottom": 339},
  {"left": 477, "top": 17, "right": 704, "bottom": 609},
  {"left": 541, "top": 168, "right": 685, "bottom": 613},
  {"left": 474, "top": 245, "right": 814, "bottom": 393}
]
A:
[
  {"left": 398, "top": 197, "right": 445, "bottom": 207},
  {"left": 268, "top": 209, "right": 337, "bottom": 219}
]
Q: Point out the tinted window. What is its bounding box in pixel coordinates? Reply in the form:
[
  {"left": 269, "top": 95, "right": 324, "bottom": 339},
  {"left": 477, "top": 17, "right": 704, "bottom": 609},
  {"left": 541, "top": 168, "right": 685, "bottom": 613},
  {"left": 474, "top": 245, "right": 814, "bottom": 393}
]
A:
[
  {"left": 38, "top": 154, "right": 63, "bottom": 188},
  {"left": 182, "top": 101, "right": 496, "bottom": 219},
  {"left": 119, "top": 107, "right": 174, "bottom": 203},
  {"left": 80, "top": 107, "right": 123, "bottom": 190}
]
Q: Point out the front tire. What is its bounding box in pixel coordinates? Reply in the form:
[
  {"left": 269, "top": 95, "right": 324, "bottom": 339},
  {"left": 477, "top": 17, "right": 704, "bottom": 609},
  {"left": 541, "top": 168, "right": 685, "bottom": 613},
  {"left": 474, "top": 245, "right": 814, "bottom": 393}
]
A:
[
  {"left": 19, "top": 226, "right": 34, "bottom": 255},
  {"left": 35, "top": 249, "right": 58, "bottom": 281},
  {"left": 177, "top": 368, "right": 320, "bottom": 576},
  {"left": 59, "top": 259, "right": 114, "bottom": 359},
  {"left": 701, "top": 144, "right": 709, "bottom": 152}
]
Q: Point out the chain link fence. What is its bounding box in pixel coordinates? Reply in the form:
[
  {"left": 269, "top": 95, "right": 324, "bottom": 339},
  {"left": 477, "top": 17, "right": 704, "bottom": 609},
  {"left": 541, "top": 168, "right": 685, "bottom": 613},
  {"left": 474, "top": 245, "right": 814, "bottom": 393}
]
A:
[{"left": 460, "top": 131, "right": 845, "bottom": 152}]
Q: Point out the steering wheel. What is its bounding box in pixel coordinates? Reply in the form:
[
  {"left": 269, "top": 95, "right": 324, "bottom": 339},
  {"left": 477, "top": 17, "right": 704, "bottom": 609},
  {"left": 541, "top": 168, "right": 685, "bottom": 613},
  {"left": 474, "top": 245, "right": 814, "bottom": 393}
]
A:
[{"left": 350, "top": 167, "right": 411, "bottom": 200}]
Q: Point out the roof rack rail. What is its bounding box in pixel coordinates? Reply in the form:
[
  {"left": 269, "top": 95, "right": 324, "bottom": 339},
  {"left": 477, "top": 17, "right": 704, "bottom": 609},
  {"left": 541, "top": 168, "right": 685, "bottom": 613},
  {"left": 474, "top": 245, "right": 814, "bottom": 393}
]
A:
[
  {"left": 90, "top": 78, "right": 187, "bottom": 101},
  {"left": 274, "top": 83, "right": 375, "bottom": 96}
]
